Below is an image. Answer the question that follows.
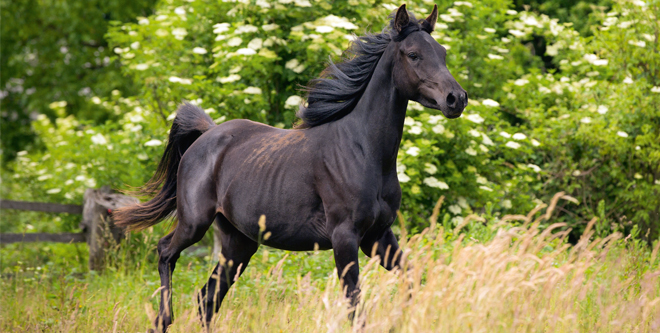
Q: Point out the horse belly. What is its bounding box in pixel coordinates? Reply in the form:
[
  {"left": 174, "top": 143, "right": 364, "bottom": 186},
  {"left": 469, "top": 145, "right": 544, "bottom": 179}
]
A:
[{"left": 219, "top": 147, "right": 331, "bottom": 251}]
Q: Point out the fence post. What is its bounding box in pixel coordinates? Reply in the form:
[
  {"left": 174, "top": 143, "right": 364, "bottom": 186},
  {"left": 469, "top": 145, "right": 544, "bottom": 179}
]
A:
[{"left": 81, "top": 186, "right": 139, "bottom": 271}]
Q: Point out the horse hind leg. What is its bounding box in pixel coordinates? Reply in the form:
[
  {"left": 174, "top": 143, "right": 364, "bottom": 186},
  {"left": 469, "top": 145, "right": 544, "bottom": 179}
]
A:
[
  {"left": 154, "top": 200, "right": 217, "bottom": 332},
  {"left": 198, "top": 214, "right": 258, "bottom": 327}
]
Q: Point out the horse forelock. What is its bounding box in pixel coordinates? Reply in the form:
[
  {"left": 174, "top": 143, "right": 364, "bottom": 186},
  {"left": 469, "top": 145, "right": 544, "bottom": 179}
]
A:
[{"left": 296, "top": 11, "right": 429, "bottom": 128}]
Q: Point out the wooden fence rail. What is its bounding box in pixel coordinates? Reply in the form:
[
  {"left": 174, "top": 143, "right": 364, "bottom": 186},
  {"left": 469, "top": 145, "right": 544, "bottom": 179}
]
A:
[{"left": 0, "top": 200, "right": 83, "bottom": 214}]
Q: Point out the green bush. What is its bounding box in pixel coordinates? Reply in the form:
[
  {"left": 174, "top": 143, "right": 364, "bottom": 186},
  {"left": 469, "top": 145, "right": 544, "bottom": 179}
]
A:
[{"left": 3, "top": 0, "right": 658, "bottom": 243}]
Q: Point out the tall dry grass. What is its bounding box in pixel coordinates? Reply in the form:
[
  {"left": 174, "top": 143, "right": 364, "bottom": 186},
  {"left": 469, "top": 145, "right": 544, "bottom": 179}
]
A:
[{"left": 2, "top": 194, "right": 659, "bottom": 332}]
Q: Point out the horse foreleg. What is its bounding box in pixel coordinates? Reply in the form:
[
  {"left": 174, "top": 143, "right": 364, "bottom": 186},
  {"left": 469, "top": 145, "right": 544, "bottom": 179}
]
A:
[
  {"left": 359, "top": 227, "right": 403, "bottom": 271},
  {"left": 331, "top": 225, "right": 361, "bottom": 320},
  {"left": 198, "top": 215, "right": 258, "bottom": 327}
]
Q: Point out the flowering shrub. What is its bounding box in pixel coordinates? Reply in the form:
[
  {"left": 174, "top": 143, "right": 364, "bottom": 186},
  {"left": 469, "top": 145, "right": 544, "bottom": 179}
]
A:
[{"left": 4, "top": 0, "right": 659, "bottom": 240}]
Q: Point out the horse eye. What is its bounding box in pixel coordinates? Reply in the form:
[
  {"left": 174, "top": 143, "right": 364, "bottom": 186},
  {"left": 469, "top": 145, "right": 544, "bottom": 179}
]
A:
[{"left": 407, "top": 52, "right": 418, "bottom": 60}]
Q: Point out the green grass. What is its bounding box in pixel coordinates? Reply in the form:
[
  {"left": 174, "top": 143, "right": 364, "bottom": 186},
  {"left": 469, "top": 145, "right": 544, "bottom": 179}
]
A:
[{"left": 2, "top": 206, "right": 660, "bottom": 332}]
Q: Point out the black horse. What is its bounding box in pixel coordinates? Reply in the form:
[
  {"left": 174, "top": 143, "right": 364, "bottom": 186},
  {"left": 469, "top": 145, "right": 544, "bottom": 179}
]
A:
[{"left": 114, "top": 4, "right": 466, "bottom": 332}]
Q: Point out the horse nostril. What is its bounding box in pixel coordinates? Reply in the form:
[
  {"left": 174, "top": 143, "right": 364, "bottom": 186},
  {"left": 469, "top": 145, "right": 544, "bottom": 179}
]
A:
[{"left": 446, "top": 93, "right": 456, "bottom": 107}]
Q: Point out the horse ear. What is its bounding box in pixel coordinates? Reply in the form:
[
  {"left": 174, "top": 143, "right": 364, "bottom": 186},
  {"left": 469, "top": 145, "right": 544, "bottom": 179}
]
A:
[
  {"left": 423, "top": 4, "right": 438, "bottom": 32},
  {"left": 394, "top": 4, "right": 410, "bottom": 32}
]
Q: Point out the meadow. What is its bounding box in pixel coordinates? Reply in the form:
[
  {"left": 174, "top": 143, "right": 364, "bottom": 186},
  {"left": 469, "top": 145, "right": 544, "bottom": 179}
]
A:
[{"left": 2, "top": 195, "right": 659, "bottom": 332}]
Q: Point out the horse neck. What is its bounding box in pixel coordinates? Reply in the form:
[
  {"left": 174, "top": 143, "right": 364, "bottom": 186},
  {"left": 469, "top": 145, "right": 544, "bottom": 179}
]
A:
[{"left": 335, "top": 45, "right": 408, "bottom": 169}]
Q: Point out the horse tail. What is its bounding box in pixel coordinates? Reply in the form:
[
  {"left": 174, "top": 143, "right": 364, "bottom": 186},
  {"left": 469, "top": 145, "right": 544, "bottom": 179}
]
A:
[{"left": 114, "top": 103, "right": 216, "bottom": 231}]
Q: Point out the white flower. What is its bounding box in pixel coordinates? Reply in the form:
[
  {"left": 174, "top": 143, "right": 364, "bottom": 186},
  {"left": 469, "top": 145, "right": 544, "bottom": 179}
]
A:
[
  {"left": 514, "top": 79, "right": 529, "bottom": 86},
  {"left": 193, "top": 47, "right": 207, "bottom": 54},
  {"left": 243, "top": 86, "right": 262, "bottom": 94},
  {"left": 527, "top": 164, "right": 541, "bottom": 173},
  {"left": 476, "top": 175, "right": 487, "bottom": 184},
  {"left": 505, "top": 141, "right": 520, "bottom": 149},
  {"left": 169, "top": 77, "right": 192, "bottom": 84},
  {"left": 227, "top": 37, "right": 243, "bottom": 47},
  {"left": 465, "top": 147, "right": 477, "bottom": 156},
  {"left": 285, "top": 59, "right": 300, "bottom": 70},
  {"left": 213, "top": 23, "right": 231, "bottom": 34},
  {"left": 617, "top": 131, "right": 628, "bottom": 138},
  {"left": 468, "top": 129, "right": 481, "bottom": 137},
  {"left": 398, "top": 172, "right": 410, "bottom": 183},
  {"left": 636, "top": 146, "right": 641, "bottom": 151},
  {"left": 623, "top": 77, "right": 633, "bottom": 84},
  {"left": 488, "top": 54, "right": 504, "bottom": 60},
  {"left": 406, "top": 147, "right": 420, "bottom": 156},
  {"left": 295, "top": 0, "right": 311, "bottom": 7},
  {"left": 46, "top": 188, "right": 62, "bottom": 194},
  {"left": 138, "top": 18, "right": 149, "bottom": 25},
  {"left": 512, "top": 133, "right": 527, "bottom": 140},
  {"left": 408, "top": 126, "right": 423, "bottom": 135},
  {"left": 145, "top": 139, "right": 163, "bottom": 146},
  {"left": 90, "top": 133, "right": 107, "bottom": 145},
  {"left": 482, "top": 99, "right": 500, "bottom": 107},
  {"left": 217, "top": 74, "right": 241, "bottom": 83},
  {"left": 235, "top": 25, "right": 258, "bottom": 34},
  {"left": 424, "top": 163, "right": 437, "bottom": 174},
  {"left": 593, "top": 59, "right": 609, "bottom": 66},
  {"left": 427, "top": 115, "right": 443, "bottom": 124},
  {"left": 432, "top": 124, "right": 445, "bottom": 134},
  {"left": 531, "top": 139, "right": 540, "bottom": 147},
  {"left": 236, "top": 48, "right": 256, "bottom": 56},
  {"left": 439, "top": 14, "right": 454, "bottom": 22},
  {"left": 506, "top": 9, "right": 518, "bottom": 15},
  {"left": 248, "top": 38, "right": 263, "bottom": 50},
  {"left": 448, "top": 205, "right": 462, "bottom": 214},
  {"left": 38, "top": 174, "right": 52, "bottom": 181},
  {"left": 91, "top": 96, "right": 102, "bottom": 104},
  {"left": 508, "top": 29, "right": 526, "bottom": 37},
  {"left": 315, "top": 26, "right": 334, "bottom": 33},
  {"left": 580, "top": 117, "right": 592, "bottom": 124},
  {"left": 135, "top": 64, "right": 149, "bottom": 71},
  {"left": 499, "top": 131, "right": 511, "bottom": 138},
  {"left": 423, "top": 177, "right": 449, "bottom": 189},
  {"left": 465, "top": 114, "right": 484, "bottom": 124},
  {"left": 597, "top": 105, "right": 608, "bottom": 114},
  {"left": 618, "top": 21, "right": 633, "bottom": 29},
  {"left": 501, "top": 199, "right": 512, "bottom": 209},
  {"left": 479, "top": 186, "right": 493, "bottom": 192},
  {"left": 174, "top": 7, "right": 186, "bottom": 15},
  {"left": 651, "top": 86, "right": 660, "bottom": 93},
  {"left": 172, "top": 28, "right": 188, "bottom": 40},
  {"left": 628, "top": 40, "right": 646, "bottom": 48},
  {"left": 285, "top": 95, "right": 302, "bottom": 108},
  {"left": 484, "top": 27, "right": 496, "bottom": 33},
  {"left": 454, "top": 1, "right": 473, "bottom": 7},
  {"left": 481, "top": 133, "right": 494, "bottom": 146},
  {"left": 262, "top": 23, "right": 279, "bottom": 31}
]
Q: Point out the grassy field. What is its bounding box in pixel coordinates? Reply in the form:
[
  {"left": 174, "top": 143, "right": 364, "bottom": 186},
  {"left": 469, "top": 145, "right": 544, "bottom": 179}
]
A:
[{"left": 2, "top": 201, "right": 660, "bottom": 332}]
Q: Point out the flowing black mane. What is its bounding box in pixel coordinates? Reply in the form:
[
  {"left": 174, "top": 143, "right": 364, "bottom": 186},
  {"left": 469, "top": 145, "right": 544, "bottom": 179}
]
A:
[{"left": 297, "top": 12, "right": 430, "bottom": 128}]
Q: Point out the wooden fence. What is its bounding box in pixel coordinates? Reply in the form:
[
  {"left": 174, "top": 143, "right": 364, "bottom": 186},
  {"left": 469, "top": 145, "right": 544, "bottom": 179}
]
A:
[{"left": 0, "top": 186, "right": 138, "bottom": 270}]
